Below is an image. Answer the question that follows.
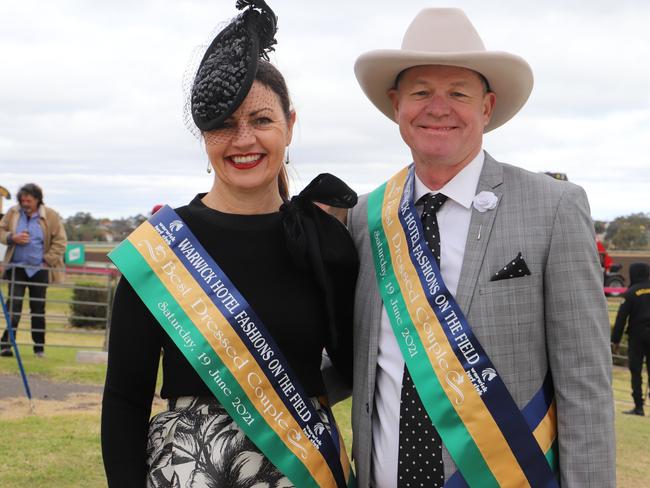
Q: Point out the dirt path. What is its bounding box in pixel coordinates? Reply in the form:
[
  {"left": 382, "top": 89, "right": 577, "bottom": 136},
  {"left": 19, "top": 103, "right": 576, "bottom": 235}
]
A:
[
  {"left": 1, "top": 369, "right": 639, "bottom": 420},
  {"left": 0, "top": 374, "right": 164, "bottom": 420},
  {"left": 0, "top": 374, "right": 104, "bottom": 419},
  {"left": 0, "top": 373, "right": 103, "bottom": 401}
]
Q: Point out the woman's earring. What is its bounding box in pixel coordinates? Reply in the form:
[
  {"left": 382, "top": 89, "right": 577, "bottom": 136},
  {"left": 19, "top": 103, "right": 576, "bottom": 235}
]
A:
[
  {"left": 206, "top": 161, "right": 212, "bottom": 174},
  {"left": 285, "top": 148, "right": 290, "bottom": 165}
]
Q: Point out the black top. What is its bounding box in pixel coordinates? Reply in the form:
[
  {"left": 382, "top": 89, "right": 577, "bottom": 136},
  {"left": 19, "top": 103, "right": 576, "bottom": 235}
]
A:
[
  {"left": 101, "top": 194, "right": 357, "bottom": 487},
  {"left": 612, "top": 263, "right": 650, "bottom": 343}
]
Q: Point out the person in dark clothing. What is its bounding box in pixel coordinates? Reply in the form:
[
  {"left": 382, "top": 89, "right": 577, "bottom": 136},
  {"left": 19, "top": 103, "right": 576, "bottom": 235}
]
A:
[{"left": 611, "top": 262, "right": 650, "bottom": 416}]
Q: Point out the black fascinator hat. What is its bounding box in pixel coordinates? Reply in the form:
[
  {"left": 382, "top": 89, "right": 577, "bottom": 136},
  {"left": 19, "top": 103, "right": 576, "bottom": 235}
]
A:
[{"left": 191, "top": 0, "right": 278, "bottom": 131}]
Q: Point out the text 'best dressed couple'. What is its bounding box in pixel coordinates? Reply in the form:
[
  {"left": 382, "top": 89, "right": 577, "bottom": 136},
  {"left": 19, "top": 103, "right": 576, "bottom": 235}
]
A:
[{"left": 101, "top": 2, "right": 615, "bottom": 487}]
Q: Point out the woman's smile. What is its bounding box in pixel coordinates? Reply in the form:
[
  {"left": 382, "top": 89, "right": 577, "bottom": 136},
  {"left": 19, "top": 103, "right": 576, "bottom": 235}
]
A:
[{"left": 227, "top": 153, "right": 266, "bottom": 169}]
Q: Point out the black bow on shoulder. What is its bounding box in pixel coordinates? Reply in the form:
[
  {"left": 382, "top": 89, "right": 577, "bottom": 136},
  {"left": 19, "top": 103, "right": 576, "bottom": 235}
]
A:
[
  {"left": 295, "top": 172, "right": 358, "bottom": 209},
  {"left": 280, "top": 173, "right": 357, "bottom": 271},
  {"left": 279, "top": 174, "right": 358, "bottom": 352}
]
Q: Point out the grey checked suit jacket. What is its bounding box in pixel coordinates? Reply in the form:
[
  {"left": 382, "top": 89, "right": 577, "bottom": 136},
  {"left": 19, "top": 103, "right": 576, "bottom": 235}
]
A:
[{"left": 347, "top": 153, "right": 616, "bottom": 487}]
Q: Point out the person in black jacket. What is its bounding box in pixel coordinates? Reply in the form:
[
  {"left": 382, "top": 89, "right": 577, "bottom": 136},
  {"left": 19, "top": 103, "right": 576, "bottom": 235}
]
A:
[{"left": 611, "top": 262, "right": 650, "bottom": 416}]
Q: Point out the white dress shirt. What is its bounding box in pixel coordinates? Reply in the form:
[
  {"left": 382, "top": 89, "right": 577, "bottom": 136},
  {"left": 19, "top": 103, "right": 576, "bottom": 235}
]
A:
[{"left": 371, "top": 150, "right": 485, "bottom": 488}]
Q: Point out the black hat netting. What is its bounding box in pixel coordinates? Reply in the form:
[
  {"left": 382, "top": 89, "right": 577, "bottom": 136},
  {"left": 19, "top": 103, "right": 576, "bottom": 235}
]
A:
[{"left": 187, "top": 0, "right": 277, "bottom": 134}]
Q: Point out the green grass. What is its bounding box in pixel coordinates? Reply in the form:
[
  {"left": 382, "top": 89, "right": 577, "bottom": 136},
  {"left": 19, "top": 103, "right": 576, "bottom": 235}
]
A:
[
  {"left": 332, "top": 397, "right": 353, "bottom": 452},
  {"left": 0, "top": 413, "right": 105, "bottom": 487},
  {"left": 0, "top": 346, "right": 106, "bottom": 384},
  {"left": 615, "top": 413, "right": 650, "bottom": 487},
  {"left": 1, "top": 297, "right": 649, "bottom": 486},
  {"left": 2, "top": 383, "right": 647, "bottom": 487},
  {"left": 612, "top": 367, "right": 650, "bottom": 487}
]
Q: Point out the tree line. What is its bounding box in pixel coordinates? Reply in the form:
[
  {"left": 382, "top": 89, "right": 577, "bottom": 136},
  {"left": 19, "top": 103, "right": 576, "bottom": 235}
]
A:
[
  {"left": 64, "top": 212, "right": 147, "bottom": 242},
  {"left": 64, "top": 210, "right": 650, "bottom": 250},
  {"left": 594, "top": 213, "right": 650, "bottom": 250}
]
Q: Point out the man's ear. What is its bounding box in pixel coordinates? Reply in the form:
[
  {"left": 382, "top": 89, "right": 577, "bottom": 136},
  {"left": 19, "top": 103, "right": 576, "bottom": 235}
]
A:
[
  {"left": 482, "top": 92, "right": 497, "bottom": 127},
  {"left": 388, "top": 88, "right": 401, "bottom": 119}
]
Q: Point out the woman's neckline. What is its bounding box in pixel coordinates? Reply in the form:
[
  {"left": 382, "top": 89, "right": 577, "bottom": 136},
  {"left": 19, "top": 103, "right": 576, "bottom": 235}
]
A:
[{"left": 185, "top": 194, "right": 284, "bottom": 231}]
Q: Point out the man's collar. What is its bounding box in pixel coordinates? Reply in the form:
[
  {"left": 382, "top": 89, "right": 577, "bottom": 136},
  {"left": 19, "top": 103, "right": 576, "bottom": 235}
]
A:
[
  {"left": 18, "top": 205, "right": 44, "bottom": 219},
  {"left": 414, "top": 150, "right": 485, "bottom": 209}
]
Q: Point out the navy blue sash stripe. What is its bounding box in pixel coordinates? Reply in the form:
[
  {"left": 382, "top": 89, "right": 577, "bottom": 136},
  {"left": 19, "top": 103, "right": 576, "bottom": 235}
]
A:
[
  {"left": 523, "top": 372, "right": 554, "bottom": 431},
  {"left": 397, "top": 168, "right": 557, "bottom": 488}
]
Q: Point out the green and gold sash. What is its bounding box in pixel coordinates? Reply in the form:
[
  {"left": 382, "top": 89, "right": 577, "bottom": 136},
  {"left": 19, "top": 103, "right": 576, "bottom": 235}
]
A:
[
  {"left": 368, "top": 165, "right": 558, "bottom": 487},
  {"left": 109, "top": 206, "right": 355, "bottom": 488}
]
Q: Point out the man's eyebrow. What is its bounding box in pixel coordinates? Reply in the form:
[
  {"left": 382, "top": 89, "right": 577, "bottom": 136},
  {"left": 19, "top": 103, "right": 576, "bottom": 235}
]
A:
[{"left": 409, "top": 78, "right": 430, "bottom": 86}]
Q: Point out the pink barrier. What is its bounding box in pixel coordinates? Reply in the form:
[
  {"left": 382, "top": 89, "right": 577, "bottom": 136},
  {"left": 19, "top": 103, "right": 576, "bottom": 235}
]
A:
[{"left": 604, "top": 287, "right": 627, "bottom": 297}]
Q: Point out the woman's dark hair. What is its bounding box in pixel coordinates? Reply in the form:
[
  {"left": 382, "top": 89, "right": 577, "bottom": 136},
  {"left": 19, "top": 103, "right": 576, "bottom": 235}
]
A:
[
  {"left": 255, "top": 60, "right": 292, "bottom": 200},
  {"left": 17, "top": 183, "right": 44, "bottom": 206},
  {"left": 255, "top": 60, "right": 291, "bottom": 119}
]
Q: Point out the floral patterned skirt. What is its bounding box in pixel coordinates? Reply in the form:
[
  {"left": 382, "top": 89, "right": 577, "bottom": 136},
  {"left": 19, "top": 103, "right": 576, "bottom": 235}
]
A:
[{"left": 146, "top": 396, "right": 333, "bottom": 488}]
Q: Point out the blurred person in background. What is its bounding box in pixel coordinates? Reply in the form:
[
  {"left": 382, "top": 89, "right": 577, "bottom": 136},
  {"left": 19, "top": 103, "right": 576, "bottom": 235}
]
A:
[
  {"left": 0, "top": 183, "right": 67, "bottom": 357},
  {"left": 612, "top": 262, "right": 650, "bottom": 416}
]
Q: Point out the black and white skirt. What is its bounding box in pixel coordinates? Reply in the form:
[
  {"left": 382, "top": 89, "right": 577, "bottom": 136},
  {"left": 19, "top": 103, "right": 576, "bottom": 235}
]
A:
[{"left": 146, "top": 396, "right": 333, "bottom": 488}]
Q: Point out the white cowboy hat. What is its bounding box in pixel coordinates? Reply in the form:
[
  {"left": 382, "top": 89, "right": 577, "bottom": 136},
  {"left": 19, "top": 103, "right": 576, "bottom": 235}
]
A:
[{"left": 354, "top": 8, "right": 533, "bottom": 132}]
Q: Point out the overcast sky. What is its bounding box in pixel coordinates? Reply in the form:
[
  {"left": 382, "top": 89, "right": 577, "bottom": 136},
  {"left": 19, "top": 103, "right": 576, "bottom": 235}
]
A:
[{"left": 1, "top": 0, "right": 648, "bottom": 221}]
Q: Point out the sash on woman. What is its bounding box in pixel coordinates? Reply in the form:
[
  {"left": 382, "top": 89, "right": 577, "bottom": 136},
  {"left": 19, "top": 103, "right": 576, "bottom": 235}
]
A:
[
  {"left": 109, "top": 206, "right": 355, "bottom": 488},
  {"left": 367, "top": 165, "right": 558, "bottom": 487}
]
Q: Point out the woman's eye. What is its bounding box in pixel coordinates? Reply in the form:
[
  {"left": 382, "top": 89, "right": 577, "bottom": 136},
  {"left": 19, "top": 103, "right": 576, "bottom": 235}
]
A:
[{"left": 253, "top": 117, "right": 273, "bottom": 127}]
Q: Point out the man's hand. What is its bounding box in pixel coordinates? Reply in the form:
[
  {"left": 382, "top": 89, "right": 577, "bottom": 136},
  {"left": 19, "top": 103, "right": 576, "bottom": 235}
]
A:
[
  {"left": 11, "top": 231, "right": 30, "bottom": 245},
  {"left": 611, "top": 343, "right": 620, "bottom": 355},
  {"left": 313, "top": 202, "right": 348, "bottom": 225}
]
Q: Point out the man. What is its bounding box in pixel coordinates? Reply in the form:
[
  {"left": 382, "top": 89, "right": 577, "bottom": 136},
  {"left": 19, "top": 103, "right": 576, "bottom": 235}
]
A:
[
  {"left": 611, "top": 262, "right": 650, "bottom": 416},
  {"left": 348, "top": 8, "right": 615, "bottom": 487},
  {"left": 0, "top": 183, "right": 67, "bottom": 357}
]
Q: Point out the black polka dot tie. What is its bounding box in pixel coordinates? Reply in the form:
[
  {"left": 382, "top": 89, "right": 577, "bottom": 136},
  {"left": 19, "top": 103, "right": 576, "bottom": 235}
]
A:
[
  {"left": 397, "top": 193, "right": 447, "bottom": 488},
  {"left": 419, "top": 193, "right": 447, "bottom": 265}
]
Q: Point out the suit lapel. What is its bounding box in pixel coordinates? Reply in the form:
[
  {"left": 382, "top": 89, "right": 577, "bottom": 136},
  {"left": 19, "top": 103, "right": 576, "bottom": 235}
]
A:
[{"left": 455, "top": 153, "right": 504, "bottom": 314}]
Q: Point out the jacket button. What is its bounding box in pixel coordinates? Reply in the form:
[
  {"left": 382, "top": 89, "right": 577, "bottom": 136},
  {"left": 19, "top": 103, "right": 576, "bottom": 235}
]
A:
[{"left": 365, "top": 403, "right": 369, "bottom": 414}]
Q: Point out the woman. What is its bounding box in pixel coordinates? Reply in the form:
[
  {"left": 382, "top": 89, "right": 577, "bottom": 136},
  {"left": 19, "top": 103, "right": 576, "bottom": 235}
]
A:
[{"left": 101, "top": 2, "right": 358, "bottom": 487}]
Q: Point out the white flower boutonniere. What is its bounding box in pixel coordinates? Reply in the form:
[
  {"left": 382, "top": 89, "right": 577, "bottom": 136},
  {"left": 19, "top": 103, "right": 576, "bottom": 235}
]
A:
[{"left": 472, "top": 191, "right": 498, "bottom": 213}]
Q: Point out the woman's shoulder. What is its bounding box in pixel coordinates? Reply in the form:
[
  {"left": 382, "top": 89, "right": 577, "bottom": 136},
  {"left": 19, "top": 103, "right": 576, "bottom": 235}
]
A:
[{"left": 174, "top": 194, "right": 203, "bottom": 219}]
